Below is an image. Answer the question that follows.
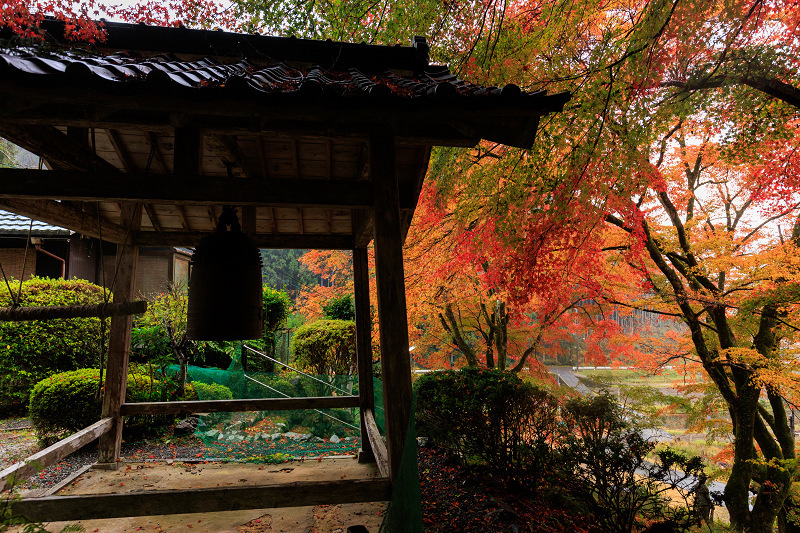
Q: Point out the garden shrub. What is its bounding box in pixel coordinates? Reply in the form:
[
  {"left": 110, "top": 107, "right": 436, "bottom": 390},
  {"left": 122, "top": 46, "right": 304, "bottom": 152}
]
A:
[
  {"left": 414, "top": 367, "right": 560, "bottom": 487},
  {"left": 29, "top": 368, "right": 177, "bottom": 441},
  {"left": 188, "top": 381, "right": 233, "bottom": 401},
  {"left": 0, "top": 277, "right": 107, "bottom": 410},
  {"left": 557, "top": 391, "right": 704, "bottom": 533},
  {"left": 291, "top": 319, "right": 356, "bottom": 375}
]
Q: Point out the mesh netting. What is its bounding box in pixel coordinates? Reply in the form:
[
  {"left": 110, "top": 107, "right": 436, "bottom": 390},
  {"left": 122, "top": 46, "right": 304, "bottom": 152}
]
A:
[
  {"left": 177, "top": 346, "right": 422, "bottom": 531},
  {"left": 178, "top": 345, "right": 366, "bottom": 461}
]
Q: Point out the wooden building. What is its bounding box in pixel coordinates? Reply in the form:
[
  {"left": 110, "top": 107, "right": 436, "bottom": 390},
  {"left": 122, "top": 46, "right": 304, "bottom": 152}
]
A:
[
  {"left": 0, "top": 210, "right": 191, "bottom": 296},
  {"left": 0, "top": 19, "right": 568, "bottom": 522}
]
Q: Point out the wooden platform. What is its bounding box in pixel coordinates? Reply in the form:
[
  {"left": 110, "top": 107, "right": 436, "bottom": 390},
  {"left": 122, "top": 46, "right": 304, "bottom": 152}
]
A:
[{"left": 12, "top": 457, "right": 388, "bottom": 527}]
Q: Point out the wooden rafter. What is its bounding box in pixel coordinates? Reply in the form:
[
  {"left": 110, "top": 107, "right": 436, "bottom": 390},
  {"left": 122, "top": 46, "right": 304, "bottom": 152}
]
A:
[
  {"left": 298, "top": 208, "right": 305, "bottom": 234},
  {"left": 144, "top": 204, "right": 163, "bottom": 232},
  {"left": 207, "top": 134, "right": 251, "bottom": 178},
  {"left": 144, "top": 132, "right": 169, "bottom": 173},
  {"left": 176, "top": 205, "right": 191, "bottom": 231},
  {"left": 0, "top": 169, "right": 413, "bottom": 208},
  {"left": 0, "top": 198, "right": 128, "bottom": 243},
  {"left": 290, "top": 138, "right": 299, "bottom": 178},
  {"left": 207, "top": 205, "right": 218, "bottom": 229},
  {"left": 107, "top": 129, "right": 137, "bottom": 172},
  {"left": 270, "top": 207, "right": 278, "bottom": 233},
  {"left": 134, "top": 231, "right": 353, "bottom": 249},
  {"left": 0, "top": 124, "right": 118, "bottom": 173},
  {"left": 325, "top": 139, "right": 332, "bottom": 179},
  {"left": 257, "top": 136, "right": 268, "bottom": 179}
]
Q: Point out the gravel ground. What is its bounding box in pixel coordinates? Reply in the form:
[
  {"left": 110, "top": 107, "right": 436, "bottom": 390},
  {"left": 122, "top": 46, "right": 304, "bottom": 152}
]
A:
[
  {"left": 3, "top": 431, "right": 358, "bottom": 492},
  {"left": 17, "top": 436, "right": 210, "bottom": 491}
]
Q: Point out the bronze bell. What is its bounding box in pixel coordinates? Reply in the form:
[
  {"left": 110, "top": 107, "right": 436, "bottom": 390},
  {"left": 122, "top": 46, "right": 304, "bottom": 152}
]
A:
[{"left": 187, "top": 206, "right": 263, "bottom": 341}]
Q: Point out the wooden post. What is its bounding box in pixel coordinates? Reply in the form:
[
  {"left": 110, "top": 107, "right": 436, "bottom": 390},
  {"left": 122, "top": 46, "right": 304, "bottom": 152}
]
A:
[
  {"left": 369, "top": 131, "right": 412, "bottom": 481},
  {"left": 353, "top": 244, "right": 375, "bottom": 463},
  {"left": 98, "top": 204, "right": 141, "bottom": 466}
]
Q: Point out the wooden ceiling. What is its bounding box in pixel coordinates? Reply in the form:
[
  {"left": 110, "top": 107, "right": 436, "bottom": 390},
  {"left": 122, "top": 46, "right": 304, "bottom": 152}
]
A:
[{"left": 0, "top": 20, "right": 568, "bottom": 250}]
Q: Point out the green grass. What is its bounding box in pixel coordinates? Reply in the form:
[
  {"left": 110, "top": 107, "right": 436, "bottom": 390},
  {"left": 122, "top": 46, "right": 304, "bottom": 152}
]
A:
[{"left": 579, "top": 368, "right": 695, "bottom": 388}]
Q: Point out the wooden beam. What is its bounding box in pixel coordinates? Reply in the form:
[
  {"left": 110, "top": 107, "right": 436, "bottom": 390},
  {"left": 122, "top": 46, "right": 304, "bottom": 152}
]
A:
[
  {"left": 107, "top": 129, "right": 137, "bottom": 172},
  {"left": 134, "top": 231, "right": 354, "bottom": 249},
  {"left": 0, "top": 124, "right": 119, "bottom": 173},
  {"left": 0, "top": 301, "right": 147, "bottom": 321},
  {"left": 353, "top": 245, "right": 375, "bottom": 463},
  {"left": 0, "top": 418, "right": 113, "bottom": 491},
  {"left": 370, "top": 131, "right": 412, "bottom": 481},
  {"left": 363, "top": 409, "right": 389, "bottom": 478},
  {"left": 173, "top": 126, "right": 201, "bottom": 176},
  {"left": 98, "top": 204, "right": 141, "bottom": 465},
  {"left": 10, "top": 479, "right": 392, "bottom": 522},
  {"left": 143, "top": 203, "right": 163, "bottom": 232},
  {"left": 0, "top": 198, "right": 128, "bottom": 243},
  {"left": 352, "top": 209, "right": 374, "bottom": 248},
  {"left": 120, "top": 395, "right": 360, "bottom": 416},
  {"left": 257, "top": 136, "right": 269, "bottom": 179},
  {"left": 144, "top": 132, "right": 169, "bottom": 173},
  {"left": 176, "top": 204, "right": 191, "bottom": 231},
  {"left": 0, "top": 169, "right": 415, "bottom": 208},
  {"left": 207, "top": 205, "right": 218, "bottom": 228},
  {"left": 207, "top": 134, "right": 252, "bottom": 178}
]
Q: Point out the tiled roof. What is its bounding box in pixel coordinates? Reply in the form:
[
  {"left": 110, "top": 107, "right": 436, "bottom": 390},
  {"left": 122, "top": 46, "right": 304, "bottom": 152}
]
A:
[
  {"left": 0, "top": 20, "right": 568, "bottom": 120},
  {"left": 0, "top": 50, "right": 561, "bottom": 112},
  {"left": 0, "top": 210, "right": 70, "bottom": 236}
]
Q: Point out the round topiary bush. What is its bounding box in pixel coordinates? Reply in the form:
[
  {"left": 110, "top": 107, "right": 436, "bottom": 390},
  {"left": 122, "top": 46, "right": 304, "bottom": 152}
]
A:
[
  {"left": 29, "top": 368, "right": 172, "bottom": 441},
  {"left": 290, "top": 319, "right": 356, "bottom": 375},
  {"left": 0, "top": 277, "right": 107, "bottom": 411},
  {"left": 184, "top": 381, "right": 234, "bottom": 401}
]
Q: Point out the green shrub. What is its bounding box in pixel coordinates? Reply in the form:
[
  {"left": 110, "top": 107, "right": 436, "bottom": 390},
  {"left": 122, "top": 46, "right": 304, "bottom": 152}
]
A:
[
  {"left": 557, "top": 392, "right": 704, "bottom": 533},
  {"left": 29, "top": 368, "right": 173, "bottom": 441},
  {"left": 0, "top": 278, "right": 107, "bottom": 409},
  {"left": 191, "top": 381, "right": 233, "bottom": 400},
  {"left": 291, "top": 320, "right": 356, "bottom": 375},
  {"left": 414, "top": 367, "right": 560, "bottom": 487}
]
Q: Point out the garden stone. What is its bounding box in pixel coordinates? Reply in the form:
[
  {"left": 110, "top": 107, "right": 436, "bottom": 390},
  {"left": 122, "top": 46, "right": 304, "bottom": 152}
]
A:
[
  {"left": 270, "top": 433, "right": 283, "bottom": 441},
  {"left": 417, "top": 437, "right": 429, "bottom": 446},
  {"left": 330, "top": 434, "right": 340, "bottom": 443},
  {"left": 204, "top": 430, "right": 218, "bottom": 438},
  {"left": 313, "top": 437, "right": 324, "bottom": 443},
  {"left": 174, "top": 416, "right": 199, "bottom": 436}
]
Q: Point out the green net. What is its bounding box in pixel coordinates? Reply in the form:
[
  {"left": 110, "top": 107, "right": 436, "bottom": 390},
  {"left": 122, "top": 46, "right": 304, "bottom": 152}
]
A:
[
  {"left": 173, "top": 345, "right": 422, "bottom": 531},
  {"left": 176, "top": 345, "right": 368, "bottom": 461}
]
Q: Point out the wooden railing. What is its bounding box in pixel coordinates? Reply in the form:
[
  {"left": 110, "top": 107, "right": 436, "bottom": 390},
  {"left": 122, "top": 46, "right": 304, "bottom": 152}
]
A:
[
  {"left": 11, "top": 479, "right": 393, "bottom": 521},
  {"left": 120, "top": 395, "right": 359, "bottom": 416},
  {"left": 0, "top": 417, "right": 113, "bottom": 491},
  {"left": 363, "top": 408, "right": 390, "bottom": 478}
]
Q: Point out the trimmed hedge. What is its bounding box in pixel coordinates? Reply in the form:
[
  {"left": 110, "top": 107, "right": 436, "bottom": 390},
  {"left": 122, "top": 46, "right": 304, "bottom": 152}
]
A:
[
  {"left": 291, "top": 319, "right": 356, "bottom": 375},
  {"left": 29, "top": 368, "right": 172, "bottom": 440},
  {"left": 0, "top": 277, "right": 106, "bottom": 409},
  {"left": 185, "top": 381, "right": 234, "bottom": 401}
]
